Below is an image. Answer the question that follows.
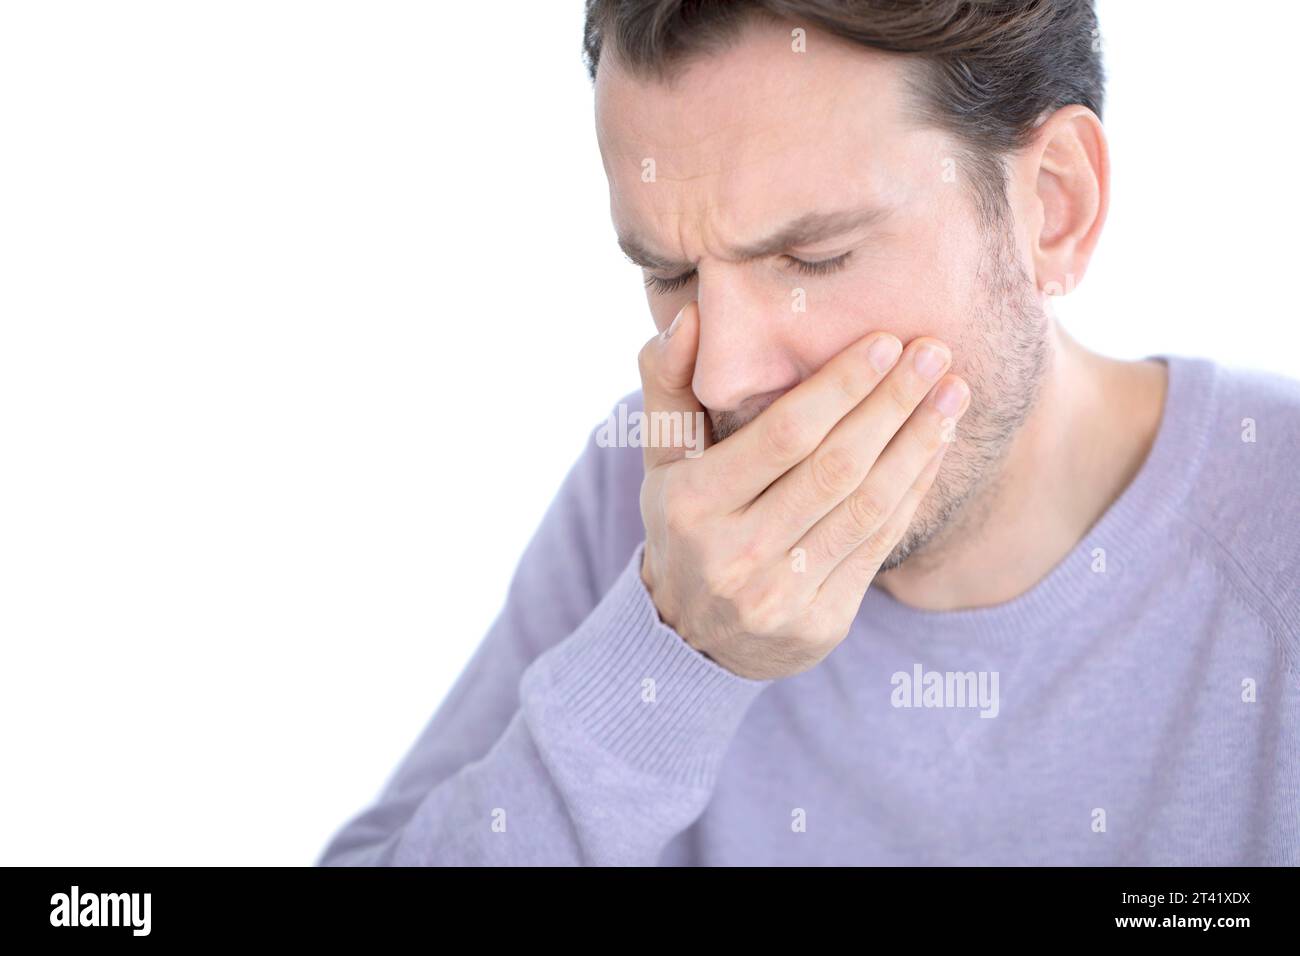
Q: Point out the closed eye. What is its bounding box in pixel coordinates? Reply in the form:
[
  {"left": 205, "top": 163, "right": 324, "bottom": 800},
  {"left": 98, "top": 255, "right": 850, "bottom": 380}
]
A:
[
  {"left": 643, "top": 270, "right": 696, "bottom": 295},
  {"left": 642, "top": 251, "right": 853, "bottom": 295},
  {"left": 785, "top": 251, "right": 852, "bottom": 277}
]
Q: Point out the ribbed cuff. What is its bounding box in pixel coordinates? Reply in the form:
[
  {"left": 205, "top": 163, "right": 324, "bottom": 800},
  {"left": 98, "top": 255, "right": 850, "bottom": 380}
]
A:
[{"left": 520, "top": 542, "right": 772, "bottom": 789}]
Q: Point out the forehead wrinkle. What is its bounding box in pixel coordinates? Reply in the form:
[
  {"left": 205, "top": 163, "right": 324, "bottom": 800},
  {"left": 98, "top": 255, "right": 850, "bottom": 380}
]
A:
[{"left": 618, "top": 202, "right": 892, "bottom": 271}]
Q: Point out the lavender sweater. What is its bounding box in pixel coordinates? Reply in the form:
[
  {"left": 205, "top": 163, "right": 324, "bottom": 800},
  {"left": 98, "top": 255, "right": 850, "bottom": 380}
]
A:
[{"left": 317, "top": 354, "right": 1300, "bottom": 865}]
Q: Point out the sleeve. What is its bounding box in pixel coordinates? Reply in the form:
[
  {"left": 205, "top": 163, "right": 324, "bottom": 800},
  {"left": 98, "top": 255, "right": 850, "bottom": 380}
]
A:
[{"left": 313, "top": 408, "right": 772, "bottom": 866}]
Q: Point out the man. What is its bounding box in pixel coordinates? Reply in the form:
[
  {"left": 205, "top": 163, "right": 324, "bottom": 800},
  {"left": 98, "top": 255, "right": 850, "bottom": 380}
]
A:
[{"left": 318, "top": 0, "right": 1299, "bottom": 865}]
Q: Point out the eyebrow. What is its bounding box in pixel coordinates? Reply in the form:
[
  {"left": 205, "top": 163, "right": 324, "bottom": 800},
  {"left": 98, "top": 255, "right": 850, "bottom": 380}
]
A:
[{"left": 617, "top": 204, "right": 892, "bottom": 273}]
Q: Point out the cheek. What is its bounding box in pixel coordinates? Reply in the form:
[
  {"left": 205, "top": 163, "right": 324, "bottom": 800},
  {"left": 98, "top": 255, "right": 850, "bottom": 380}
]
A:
[
  {"left": 881, "top": 187, "right": 989, "bottom": 342},
  {"left": 800, "top": 252, "right": 977, "bottom": 369},
  {"left": 896, "top": 260, "right": 978, "bottom": 346}
]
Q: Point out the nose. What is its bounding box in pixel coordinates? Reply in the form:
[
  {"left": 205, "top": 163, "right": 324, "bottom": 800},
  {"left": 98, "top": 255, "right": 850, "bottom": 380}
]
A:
[{"left": 690, "top": 266, "right": 802, "bottom": 415}]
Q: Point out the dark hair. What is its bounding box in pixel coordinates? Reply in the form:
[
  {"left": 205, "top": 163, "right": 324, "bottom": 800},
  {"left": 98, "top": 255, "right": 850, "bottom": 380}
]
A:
[{"left": 582, "top": 0, "right": 1105, "bottom": 222}]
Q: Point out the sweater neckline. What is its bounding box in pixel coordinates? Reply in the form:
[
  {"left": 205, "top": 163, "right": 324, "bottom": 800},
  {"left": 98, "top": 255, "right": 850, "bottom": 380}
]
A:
[{"left": 856, "top": 352, "right": 1218, "bottom": 643}]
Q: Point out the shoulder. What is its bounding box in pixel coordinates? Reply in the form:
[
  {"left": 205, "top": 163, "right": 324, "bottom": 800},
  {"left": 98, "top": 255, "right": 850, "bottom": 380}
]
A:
[
  {"left": 1185, "top": 355, "right": 1300, "bottom": 550},
  {"left": 1171, "top": 355, "right": 1300, "bottom": 650}
]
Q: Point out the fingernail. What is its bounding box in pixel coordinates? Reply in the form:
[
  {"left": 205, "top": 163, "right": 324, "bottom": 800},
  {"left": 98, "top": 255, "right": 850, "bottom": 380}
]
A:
[
  {"left": 867, "top": 335, "right": 902, "bottom": 373},
  {"left": 933, "top": 378, "right": 969, "bottom": 417},
  {"left": 914, "top": 343, "right": 949, "bottom": 380},
  {"left": 661, "top": 304, "right": 687, "bottom": 341}
]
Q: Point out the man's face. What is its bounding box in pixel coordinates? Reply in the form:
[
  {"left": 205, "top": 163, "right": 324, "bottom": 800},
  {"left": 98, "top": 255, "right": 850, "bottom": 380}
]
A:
[{"left": 595, "top": 16, "right": 1048, "bottom": 568}]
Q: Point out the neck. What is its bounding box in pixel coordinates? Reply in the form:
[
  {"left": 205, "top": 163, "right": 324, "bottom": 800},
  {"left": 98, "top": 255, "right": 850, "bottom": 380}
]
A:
[{"left": 874, "top": 319, "right": 1169, "bottom": 611}]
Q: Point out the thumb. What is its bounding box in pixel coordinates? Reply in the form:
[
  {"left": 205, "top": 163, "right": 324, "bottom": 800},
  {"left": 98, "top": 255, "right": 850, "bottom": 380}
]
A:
[{"left": 636, "top": 300, "right": 710, "bottom": 470}]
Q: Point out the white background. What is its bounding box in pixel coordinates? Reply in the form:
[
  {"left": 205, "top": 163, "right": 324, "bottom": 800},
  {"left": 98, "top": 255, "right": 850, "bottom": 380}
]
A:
[{"left": 1, "top": 0, "right": 1296, "bottom": 865}]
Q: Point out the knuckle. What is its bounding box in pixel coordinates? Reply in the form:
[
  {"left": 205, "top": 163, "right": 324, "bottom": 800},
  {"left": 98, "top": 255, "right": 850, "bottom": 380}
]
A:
[
  {"left": 704, "top": 557, "right": 751, "bottom": 602},
  {"left": 736, "top": 583, "right": 787, "bottom": 635},
  {"left": 859, "top": 518, "right": 900, "bottom": 561},
  {"left": 831, "top": 367, "right": 864, "bottom": 404},
  {"left": 808, "top": 444, "right": 859, "bottom": 498},
  {"left": 761, "top": 410, "right": 806, "bottom": 462},
  {"left": 734, "top": 529, "right": 766, "bottom": 569},
  {"left": 845, "top": 485, "right": 889, "bottom": 533}
]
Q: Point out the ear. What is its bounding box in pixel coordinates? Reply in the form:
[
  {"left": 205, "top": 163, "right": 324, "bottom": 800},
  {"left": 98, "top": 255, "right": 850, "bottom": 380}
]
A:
[{"left": 1025, "top": 105, "right": 1109, "bottom": 296}]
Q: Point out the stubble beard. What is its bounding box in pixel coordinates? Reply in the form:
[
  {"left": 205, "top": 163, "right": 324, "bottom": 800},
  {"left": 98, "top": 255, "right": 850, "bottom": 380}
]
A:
[{"left": 877, "top": 220, "right": 1050, "bottom": 572}]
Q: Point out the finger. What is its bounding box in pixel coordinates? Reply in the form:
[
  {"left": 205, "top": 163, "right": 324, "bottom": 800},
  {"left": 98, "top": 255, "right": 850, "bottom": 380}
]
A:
[
  {"left": 745, "top": 336, "right": 953, "bottom": 540},
  {"left": 795, "top": 371, "right": 968, "bottom": 575},
  {"left": 691, "top": 330, "right": 904, "bottom": 511},
  {"left": 636, "top": 300, "right": 709, "bottom": 470},
  {"left": 814, "top": 436, "right": 952, "bottom": 615}
]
